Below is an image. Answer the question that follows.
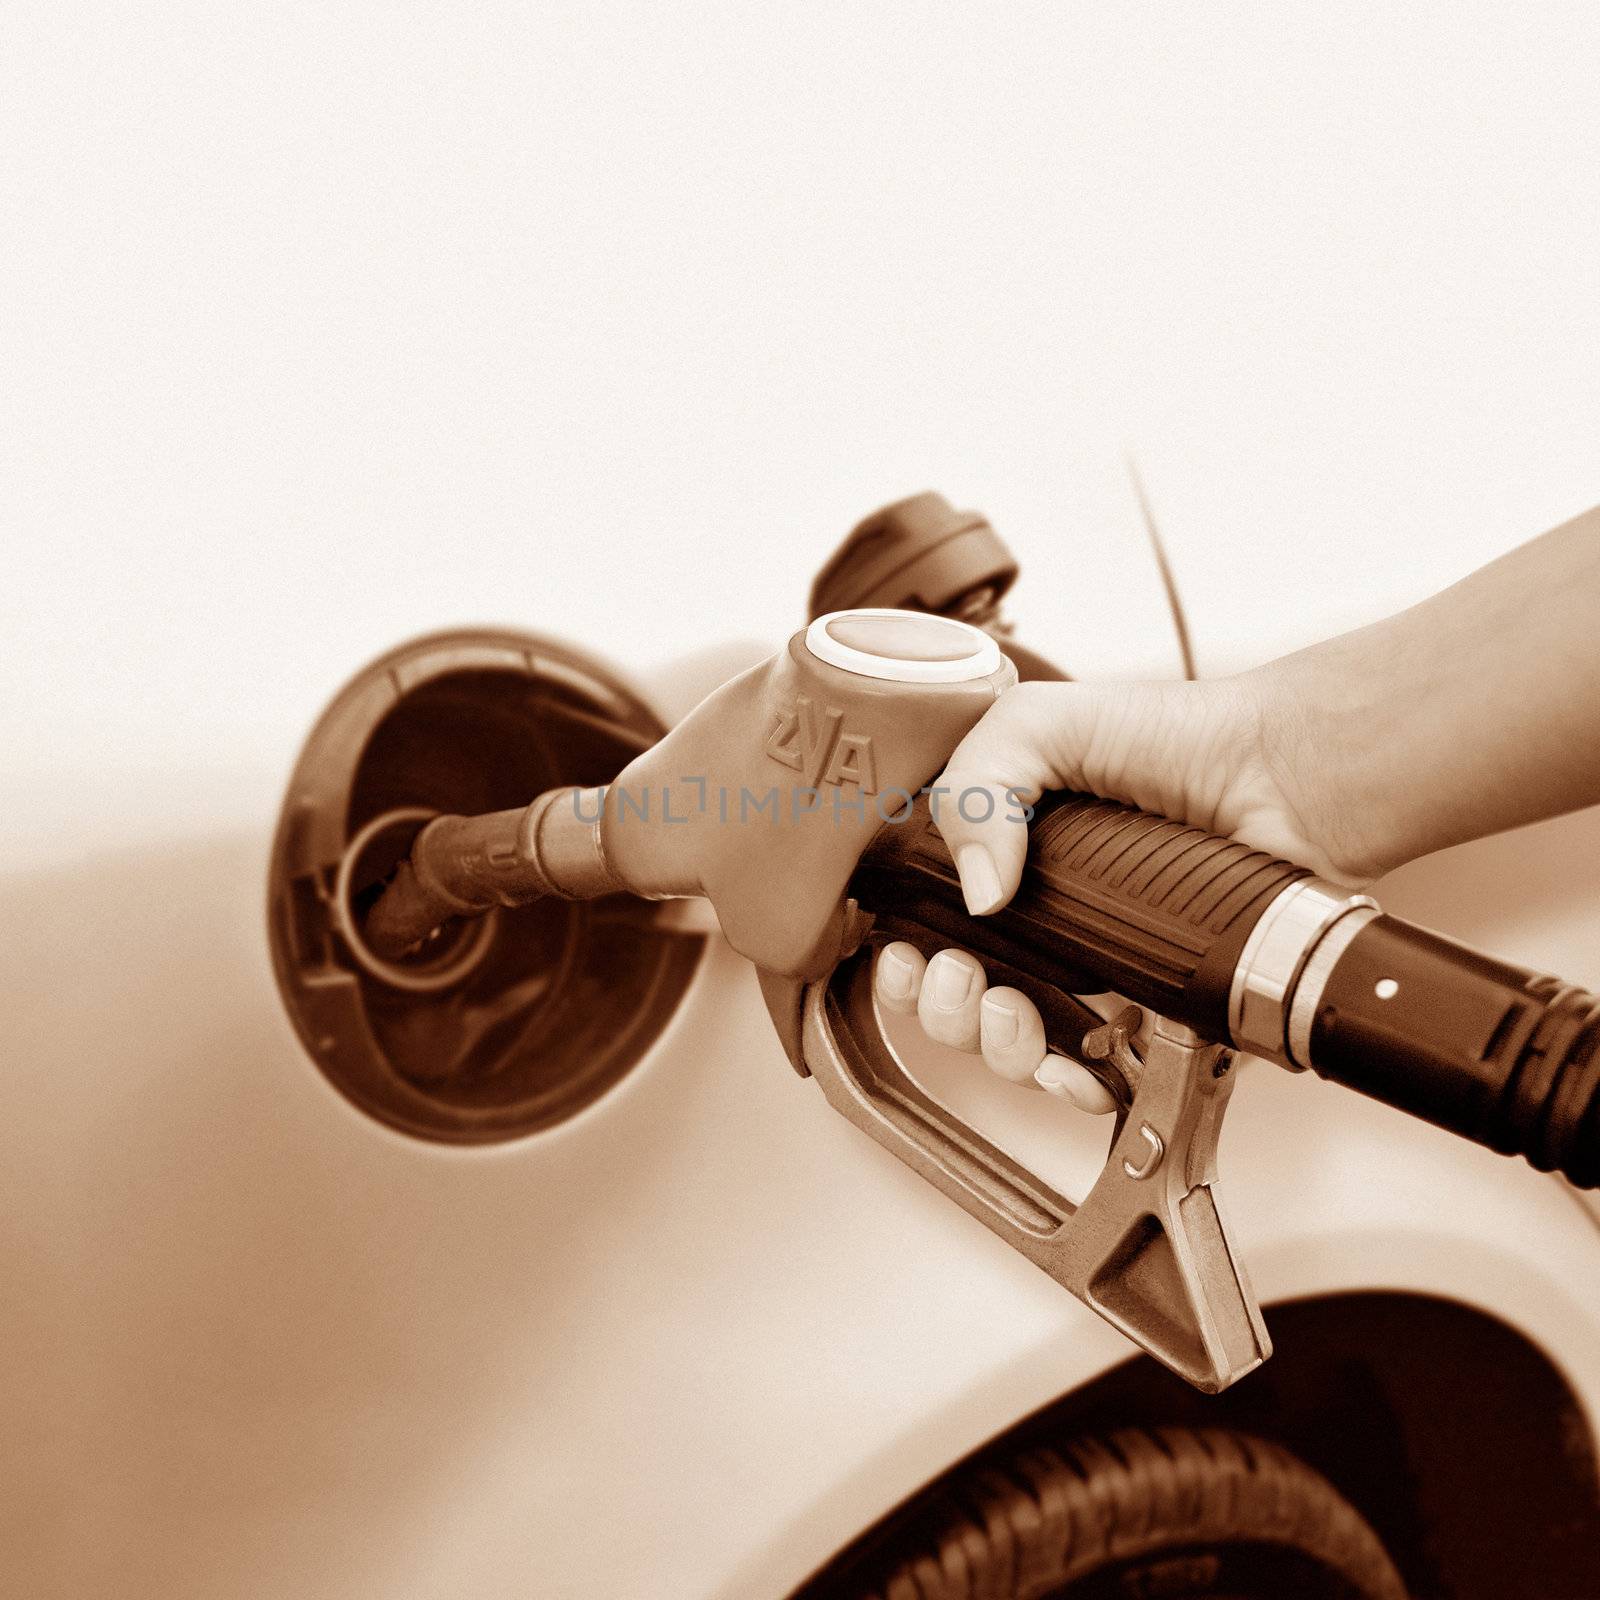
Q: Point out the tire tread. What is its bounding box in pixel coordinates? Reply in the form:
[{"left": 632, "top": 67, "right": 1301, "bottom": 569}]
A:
[{"left": 859, "top": 1425, "right": 1407, "bottom": 1600}]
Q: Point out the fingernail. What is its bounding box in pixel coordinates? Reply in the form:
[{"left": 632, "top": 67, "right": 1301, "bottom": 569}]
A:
[
  {"left": 1034, "top": 1057, "right": 1072, "bottom": 1096},
  {"left": 1035, "top": 1056, "right": 1117, "bottom": 1114},
  {"left": 927, "top": 953, "right": 974, "bottom": 1011},
  {"left": 956, "top": 843, "right": 1004, "bottom": 915},
  {"left": 981, "top": 992, "right": 1019, "bottom": 1048},
  {"left": 878, "top": 946, "right": 915, "bottom": 1002}
]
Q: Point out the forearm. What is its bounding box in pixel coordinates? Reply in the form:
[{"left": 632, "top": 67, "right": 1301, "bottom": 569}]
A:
[{"left": 1253, "top": 507, "right": 1600, "bottom": 876}]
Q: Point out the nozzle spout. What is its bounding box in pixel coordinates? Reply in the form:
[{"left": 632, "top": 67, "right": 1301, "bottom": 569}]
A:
[{"left": 362, "top": 786, "right": 621, "bottom": 959}]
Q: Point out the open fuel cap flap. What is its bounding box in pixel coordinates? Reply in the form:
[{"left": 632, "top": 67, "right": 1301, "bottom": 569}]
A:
[{"left": 268, "top": 628, "right": 704, "bottom": 1143}]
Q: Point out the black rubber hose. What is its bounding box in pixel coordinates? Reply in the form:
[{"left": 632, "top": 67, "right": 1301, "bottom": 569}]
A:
[{"left": 1308, "top": 916, "right": 1600, "bottom": 1188}]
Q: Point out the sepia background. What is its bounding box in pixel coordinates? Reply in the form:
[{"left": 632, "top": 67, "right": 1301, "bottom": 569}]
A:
[
  {"left": 4, "top": 6, "right": 1599, "bottom": 1599},
  {"left": 5, "top": 3, "right": 1599, "bottom": 874}
]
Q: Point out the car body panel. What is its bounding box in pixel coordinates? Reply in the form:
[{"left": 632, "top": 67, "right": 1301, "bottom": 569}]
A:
[{"left": 8, "top": 671, "right": 1600, "bottom": 1599}]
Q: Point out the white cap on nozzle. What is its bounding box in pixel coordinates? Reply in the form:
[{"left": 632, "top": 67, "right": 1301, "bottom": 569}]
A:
[{"left": 804, "top": 608, "right": 1004, "bottom": 684}]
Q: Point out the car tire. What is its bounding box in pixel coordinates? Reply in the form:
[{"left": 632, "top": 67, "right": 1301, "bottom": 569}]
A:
[{"left": 846, "top": 1425, "right": 1408, "bottom": 1600}]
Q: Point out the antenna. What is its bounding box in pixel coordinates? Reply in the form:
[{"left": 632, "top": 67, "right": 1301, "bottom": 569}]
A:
[{"left": 1126, "top": 456, "right": 1197, "bottom": 681}]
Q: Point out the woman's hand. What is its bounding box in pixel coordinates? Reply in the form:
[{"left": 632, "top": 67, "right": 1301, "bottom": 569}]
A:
[
  {"left": 931, "top": 505, "right": 1600, "bottom": 922},
  {"left": 873, "top": 671, "right": 1375, "bottom": 1108},
  {"left": 883, "top": 506, "right": 1600, "bottom": 1095},
  {"left": 875, "top": 670, "right": 1386, "bottom": 1104},
  {"left": 927, "top": 672, "right": 1382, "bottom": 921}
]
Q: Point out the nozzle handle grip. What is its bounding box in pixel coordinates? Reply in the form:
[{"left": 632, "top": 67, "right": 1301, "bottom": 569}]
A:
[{"left": 858, "top": 791, "right": 1311, "bottom": 1039}]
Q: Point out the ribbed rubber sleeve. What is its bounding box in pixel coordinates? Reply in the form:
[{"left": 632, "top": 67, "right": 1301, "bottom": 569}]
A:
[
  {"left": 1005, "top": 794, "right": 1311, "bottom": 1034},
  {"left": 858, "top": 793, "right": 1311, "bottom": 1039},
  {"left": 1308, "top": 916, "right": 1600, "bottom": 1189},
  {"left": 1024, "top": 796, "right": 1312, "bottom": 1011}
]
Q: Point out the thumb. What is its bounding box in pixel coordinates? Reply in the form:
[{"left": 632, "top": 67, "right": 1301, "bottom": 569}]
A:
[{"left": 931, "top": 682, "right": 1101, "bottom": 916}]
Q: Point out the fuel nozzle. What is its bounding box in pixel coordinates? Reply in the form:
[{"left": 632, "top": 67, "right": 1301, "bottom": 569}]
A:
[{"left": 361, "top": 608, "right": 1018, "bottom": 977}]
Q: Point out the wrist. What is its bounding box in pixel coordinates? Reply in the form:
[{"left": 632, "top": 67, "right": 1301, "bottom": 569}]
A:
[{"left": 1240, "top": 644, "right": 1412, "bottom": 884}]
